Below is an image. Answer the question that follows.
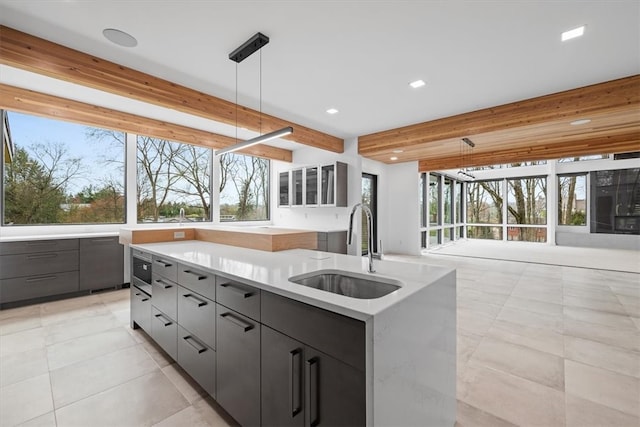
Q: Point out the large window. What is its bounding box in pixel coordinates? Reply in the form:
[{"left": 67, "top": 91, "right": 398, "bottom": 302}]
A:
[
  {"left": 558, "top": 174, "right": 587, "bottom": 226},
  {"left": 507, "top": 176, "right": 547, "bottom": 242},
  {"left": 467, "top": 180, "right": 502, "bottom": 224},
  {"left": 592, "top": 168, "right": 640, "bottom": 234},
  {"left": 2, "top": 111, "right": 125, "bottom": 225},
  {"left": 219, "top": 153, "right": 269, "bottom": 221},
  {"left": 136, "top": 136, "right": 211, "bottom": 223}
]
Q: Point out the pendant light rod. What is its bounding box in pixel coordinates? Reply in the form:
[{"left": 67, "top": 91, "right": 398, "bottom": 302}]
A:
[{"left": 215, "top": 126, "right": 293, "bottom": 156}]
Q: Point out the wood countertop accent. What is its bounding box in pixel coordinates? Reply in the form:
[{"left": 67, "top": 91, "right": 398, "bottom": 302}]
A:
[{"left": 119, "top": 226, "right": 318, "bottom": 252}]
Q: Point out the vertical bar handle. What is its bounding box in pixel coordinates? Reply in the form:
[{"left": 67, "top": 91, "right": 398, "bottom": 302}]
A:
[
  {"left": 306, "top": 357, "right": 320, "bottom": 427},
  {"left": 289, "top": 348, "right": 302, "bottom": 417}
]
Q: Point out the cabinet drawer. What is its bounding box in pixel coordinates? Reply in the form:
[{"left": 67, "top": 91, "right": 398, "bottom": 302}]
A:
[
  {"left": 0, "top": 250, "right": 79, "bottom": 280},
  {"left": 152, "top": 255, "right": 178, "bottom": 282},
  {"left": 151, "top": 307, "right": 177, "bottom": 361},
  {"left": 177, "top": 286, "right": 216, "bottom": 349},
  {"left": 151, "top": 273, "right": 177, "bottom": 320},
  {"left": 79, "top": 237, "right": 124, "bottom": 290},
  {"left": 216, "top": 276, "right": 260, "bottom": 321},
  {"left": 177, "top": 326, "right": 216, "bottom": 398},
  {"left": 131, "top": 286, "right": 151, "bottom": 332},
  {"left": 262, "top": 291, "right": 365, "bottom": 372},
  {"left": 0, "top": 239, "right": 78, "bottom": 256},
  {"left": 0, "top": 271, "right": 79, "bottom": 303},
  {"left": 177, "top": 263, "right": 215, "bottom": 301}
]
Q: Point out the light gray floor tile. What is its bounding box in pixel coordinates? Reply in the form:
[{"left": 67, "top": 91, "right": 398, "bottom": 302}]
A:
[
  {"left": 458, "top": 364, "right": 565, "bottom": 427},
  {"left": 47, "top": 326, "right": 137, "bottom": 370},
  {"left": 0, "top": 326, "right": 46, "bottom": 357},
  {"left": 0, "top": 373, "right": 53, "bottom": 426},
  {"left": 497, "top": 306, "right": 563, "bottom": 332},
  {"left": 55, "top": 371, "right": 189, "bottom": 427},
  {"left": 44, "top": 312, "right": 121, "bottom": 345},
  {"left": 162, "top": 363, "right": 208, "bottom": 404},
  {"left": 50, "top": 344, "right": 158, "bottom": 408},
  {"left": 617, "top": 294, "right": 640, "bottom": 318},
  {"left": 504, "top": 295, "right": 563, "bottom": 316},
  {"left": 563, "top": 305, "right": 637, "bottom": 330},
  {"left": 468, "top": 336, "right": 564, "bottom": 390},
  {"left": 563, "top": 294, "right": 629, "bottom": 315},
  {"left": 40, "top": 298, "right": 110, "bottom": 326},
  {"left": 0, "top": 347, "right": 49, "bottom": 387},
  {"left": 564, "top": 335, "right": 640, "bottom": 378},
  {"left": 486, "top": 318, "right": 564, "bottom": 357},
  {"left": 457, "top": 330, "right": 483, "bottom": 368},
  {"left": 455, "top": 400, "right": 517, "bottom": 427},
  {"left": 565, "top": 359, "right": 640, "bottom": 417},
  {"left": 564, "top": 318, "right": 640, "bottom": 352},
  {"left": 566, "top": 393, "right": 640, "bottom": 427},
  {"left": 0, "top": 305, "right": 42, "bottom": 336},
  {"left": 16, "top": 411, "right": 57, "bottom": 427}
]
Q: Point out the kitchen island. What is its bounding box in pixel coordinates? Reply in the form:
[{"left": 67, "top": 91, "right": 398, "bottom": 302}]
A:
[{"left": 130, "top": 240, "right": 456, "bottom": 427}]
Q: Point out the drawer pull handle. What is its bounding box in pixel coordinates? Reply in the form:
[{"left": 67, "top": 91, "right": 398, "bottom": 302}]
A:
[
  {"left": 220, "top": 283, "right": 253, "bottom": 299},
  {"left": 154, "top": 313, "right": 173, "bottom": 327},
  {"left": 306, "top": 357, "right": 320, "bottom": 427},
  {"left": 26, "top": 241, "right": 57, "bottom": 246},
  {"left": 220, "top": 312, "right": 253, "bottom": 332},
  {"left": 26, "top": 253, "right": 58, "bottom": 260},
  {"left": 183, "top": 335, "right": 207, "bottom": 354},
  {"left": 154, "top": 259, "right": 172, "bottom": 267},
  {"left": 90, "top": 238, "right": 114, "bottom": 243},
  {"left": 26, "top": 275, "right": 57, "bottom": 283},
  {"left": 289, "top": 348, "right": 303, "bottom": 417},
  {"left": 183, "top": 270, "right": 207, "bottom": 280},
  {"left": 183, "top": 293, "right": 207, "bottom": 307},
  {"left": 134, "top": 292, "right": 150, "bottom": 302},
  {"left": 154, "top": 279, "right": 172, "bottom": 289}
]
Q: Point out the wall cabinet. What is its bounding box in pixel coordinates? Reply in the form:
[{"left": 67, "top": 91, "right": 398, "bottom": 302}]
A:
[{"left": 278, "top": 162, "right": 348, "bottom": 208}]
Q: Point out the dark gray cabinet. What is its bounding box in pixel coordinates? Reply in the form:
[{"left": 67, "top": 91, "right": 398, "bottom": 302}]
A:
[
  {"left": 216, "top": 304, "right": 261, "bottom": 427},
  {"left": 216, "top": 277, "right": 260, "bottom": 321},
  {"left": 152, "top": 273, "right": 178, "bottom": 321},
  {"left": 151, "top": 306, "right": 178, "bottom": 360},
  {"left": 153, "top": 255, "right": 178, "bottom": 282},
  {"left": 177, "top": 326, "right": 216, "bottom": 398},
  {"left": 131, "top": 286, "right": 151, "bottom": 332},
  {"left": 79, "top": 236, "right": 124, "bottom": 290},
  {"left": 316, "top": 231, "right": 347, "bottom": 254},
  {"left": 177, "top": 285, "right": 216, "bottom": 349},
  {"left": 178, "top": 263, "right": 216, "bottom": 300}
]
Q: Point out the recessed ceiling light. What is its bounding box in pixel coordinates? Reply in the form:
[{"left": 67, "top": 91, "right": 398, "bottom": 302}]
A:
[
  {"left": 561, "top": 25, "right": 585, "bottom": 42},
  {"left": 326, "top": 108, "right": 339, "bottom": 115},
  {"left": 392, "top": 149, "right": 404, "bottom": 153},
  {"left": 570, "top": 119, "right": 592, "bottom": 125},
  {"left": 390, "top": 156, "right": 398, "bottom": 161},
  {"left": 103, "top": 28, "right": 138, "bottom": 47},
  {"left": 409, "top": 79, "right": 426, "bottom": 89}
]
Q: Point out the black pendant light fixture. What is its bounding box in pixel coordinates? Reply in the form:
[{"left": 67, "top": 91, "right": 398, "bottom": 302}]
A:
[
  {"left": 457, "top": 137, "right": 476, "bottom": 180},
  {"left": 216, "top": 32, "right": 293, "bottom": 156}
]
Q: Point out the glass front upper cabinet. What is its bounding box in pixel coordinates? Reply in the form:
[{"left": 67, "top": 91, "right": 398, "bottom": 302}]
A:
[
  {"left": 291, "top": 168, "right": 304, "bottom": 206},
  {"left": 278, "top": 171, "right": 290, "bottom": 207},
  {"left": 305, "top": 166, "right": 319, "bottom": 206}
]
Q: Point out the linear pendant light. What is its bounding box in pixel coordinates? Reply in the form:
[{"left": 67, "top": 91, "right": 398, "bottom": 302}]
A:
[{"left": 216, "top": 32, "right": 293, "bottom": 156}]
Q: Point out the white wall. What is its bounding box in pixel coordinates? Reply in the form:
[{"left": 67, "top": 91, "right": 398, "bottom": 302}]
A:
[{"left": 382, "top": 162, "right": 421, "bottom": 255}]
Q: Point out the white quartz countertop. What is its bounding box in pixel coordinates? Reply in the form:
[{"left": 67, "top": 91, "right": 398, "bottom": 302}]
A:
[
  {"left": 130, "top": 240, "right": 454, "bottom": 320},
  {"left": 0, "top": 231, "right": 119, "bottom": 242}
]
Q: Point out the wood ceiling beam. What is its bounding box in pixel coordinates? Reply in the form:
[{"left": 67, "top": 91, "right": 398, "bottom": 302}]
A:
[
  {"left": 418, "top": 131, "right": 640, "bottom": 172},
  {"left": 0, "top": 25, "right": 343, "bottom": 153},
  {"left": 360, "top": 75, "right": 640, "bottom": 157},
  {"left": 0, "top": 83, "right": 293, "bottom": 162}
]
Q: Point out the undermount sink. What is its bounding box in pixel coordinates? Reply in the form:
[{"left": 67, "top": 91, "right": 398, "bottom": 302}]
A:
[{"left": 289, "top": 269, "right": 401, "bottom": 299}]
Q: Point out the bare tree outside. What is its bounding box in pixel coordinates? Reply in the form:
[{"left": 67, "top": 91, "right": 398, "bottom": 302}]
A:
[{"left": 219, "top": 153, "right": 270, "bottom": 221}]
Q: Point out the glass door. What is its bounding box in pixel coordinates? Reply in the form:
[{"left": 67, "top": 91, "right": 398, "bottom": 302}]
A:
[{"left": 305, "top": 166, "right": 319, "bottom": 206}]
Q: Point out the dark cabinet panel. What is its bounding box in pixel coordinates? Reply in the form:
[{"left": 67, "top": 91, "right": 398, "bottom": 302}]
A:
[
  {"left": 151, "top": 307, "right": 177, "bottom": 361},
  {"left": 304, "top": 346, "right": 365, "bottom": 427},
  {"left": 177, "top": 285, "right": 216, "bottom": 349},
  {"left": 177, "top": 326, "right": 216, "bottom": 398},
  {"left": 177, "top": 263, "right": 216, "bottom": 301},
  {"left": 216, "top": 277, "right": 260, "bottom": 321},
  {"left": 0, "top": 250, "right": 78, "bottom": 280},
  {"left": 262, "top": 292, "right": 365, "bottom": 372},
  {"left": 0, "top": 271, "right": 79, "bottom": 303},
  {"left": 153, "top": 255, "right": 178, "bottom": 282},
  {"left": 261, "top": 326, "right": 305, "bottom": 427},
  {"left": 152, "top": 273, "right": 178, "bottom": 321},
  {"left": 0, "top": 239, "right": 78, "bottom": 256},
  {"left": 79, "top": 237, "right": 124, "bottom": 290},
  {"left": 216, "top": 304, "right": 261, "bottom": 427},
  {"left": 131, "top": 285, "right": 151, "bottom": 332}
]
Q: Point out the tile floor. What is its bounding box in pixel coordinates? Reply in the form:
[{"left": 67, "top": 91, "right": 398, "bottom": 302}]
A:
[{"left": 0, "top": 253, "right": 638, "bottom": 427}]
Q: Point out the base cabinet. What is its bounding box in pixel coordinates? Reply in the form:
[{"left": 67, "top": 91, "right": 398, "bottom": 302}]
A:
[
  {"left": 216, "top": 304, "right": 261, "bottom": 427},
  {"left": 130, "top": 286, "right": 151, "bottom": 332},
  {"left": 79, "top": 236, "right": 124, "bottom": 290},
  {"left": 151, "top": 307, "right": 178, "bottom": 360},
  {"left": 261, "top": 326, "right": 365, "bottom": 427},
  {"left": 177, "top": 326, "right": 216, "bottom": 398}
]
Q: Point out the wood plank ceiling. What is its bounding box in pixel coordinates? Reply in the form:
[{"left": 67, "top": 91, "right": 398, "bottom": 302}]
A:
[
  {"left": 0, "top": 25, "right": 343, "bottom": 158},
  {"left": 359, "top": 75, "right": 640, "bottom": 172}
]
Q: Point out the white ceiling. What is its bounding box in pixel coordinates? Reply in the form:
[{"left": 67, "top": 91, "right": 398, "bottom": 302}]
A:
[{"left": 0, "top": 0, "right": 638, "bottom": 143}]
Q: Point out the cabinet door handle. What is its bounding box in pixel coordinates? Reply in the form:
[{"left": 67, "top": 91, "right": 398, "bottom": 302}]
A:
[
  {"left": 220, "top": 283, "right": 253, "bottom": 298},
  {"left": 26, "top": 275, "right": 57, "bottom": 283},
  {"left": 134, "top": 292, "right": 150, "bottom": 302},
  {"left": 306, "top": 357, "right": 320, "bottom": 427},
  {"left": 26, "top": 253, "right": 57, "bottom": 260},
  {"left": 183, "top": 335, "right": 207, "bottom": 354},
  {"left": 154, "top": 279, "right": 172, "bottom": 289},
  {"left": 220, "top": 312, "right": 253, "bottom": 332},
  {"left": 154, "top": 313, "right": 172, "bottom": 327},
  {"left": 289, "top": 348, "right": 303, "bottom": 417},
  {"left": 90, "top": 238, "right": 114, "bottom": 243},
  {"left": 183, "top": 293, "right": 207, "bottom": 307},
  {"left": 154, "top": 259, "right": 172, "bottom": 267},
  {"left": 26, "top": 241, "right": 57, "bottom": 246},
  {"left": 183, "top": 270, "right": 207, "bottom": 280}
]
